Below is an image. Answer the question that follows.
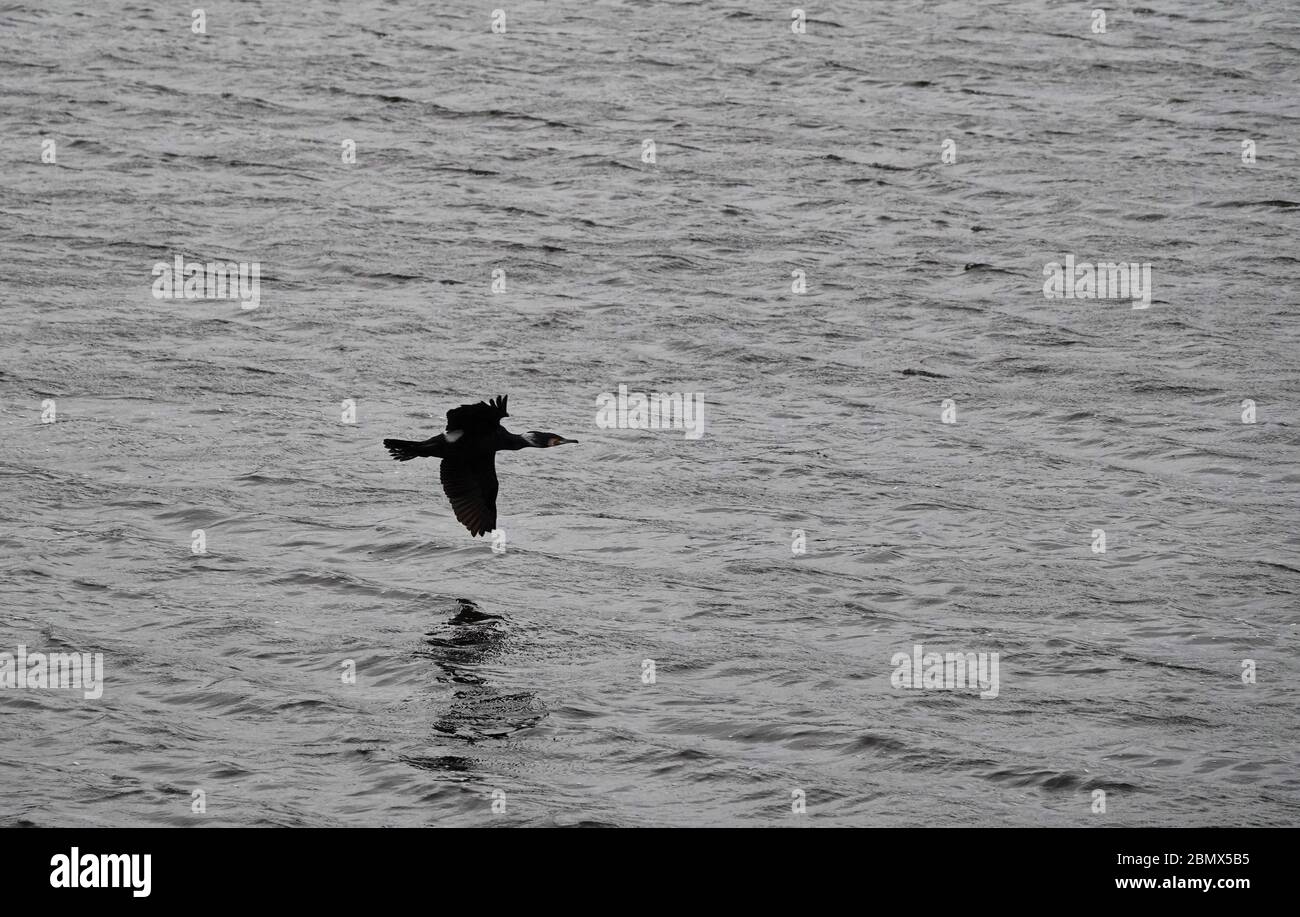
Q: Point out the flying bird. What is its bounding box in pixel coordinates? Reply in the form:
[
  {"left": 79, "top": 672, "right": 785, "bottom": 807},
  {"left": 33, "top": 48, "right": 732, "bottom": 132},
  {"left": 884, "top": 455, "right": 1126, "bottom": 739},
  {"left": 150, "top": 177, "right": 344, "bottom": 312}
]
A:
[{"left": 383, "top": 395, "right": 578, "bottom": 536}]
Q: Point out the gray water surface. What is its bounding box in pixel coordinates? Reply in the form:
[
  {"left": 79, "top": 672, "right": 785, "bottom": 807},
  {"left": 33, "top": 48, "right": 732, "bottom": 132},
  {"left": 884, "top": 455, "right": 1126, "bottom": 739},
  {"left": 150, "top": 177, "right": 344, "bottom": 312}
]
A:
[{"left": 1, "top": 1, "right": 1298, "bottom": 826}]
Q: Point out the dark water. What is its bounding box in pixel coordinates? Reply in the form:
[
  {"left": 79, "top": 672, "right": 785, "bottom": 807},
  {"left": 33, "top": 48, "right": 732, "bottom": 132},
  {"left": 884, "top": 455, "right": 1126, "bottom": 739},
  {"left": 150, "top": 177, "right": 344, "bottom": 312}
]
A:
[{"left": 1, "top": 1, "right": 1298, "bottom": 826}]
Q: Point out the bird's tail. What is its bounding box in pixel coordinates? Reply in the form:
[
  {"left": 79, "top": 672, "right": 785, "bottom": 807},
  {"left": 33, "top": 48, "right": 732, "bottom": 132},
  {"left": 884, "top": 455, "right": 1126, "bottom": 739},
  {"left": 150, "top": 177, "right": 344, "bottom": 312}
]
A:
[{"left": 383, "top": 438, "right": 436, "bottom": 462}]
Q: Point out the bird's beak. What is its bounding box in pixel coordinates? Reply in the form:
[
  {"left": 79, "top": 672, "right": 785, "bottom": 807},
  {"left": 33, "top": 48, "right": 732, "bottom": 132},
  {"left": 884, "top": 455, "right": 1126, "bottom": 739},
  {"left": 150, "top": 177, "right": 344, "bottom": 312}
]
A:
[{"left": 551, "top": 437, "right": 579, "bottom": 446}]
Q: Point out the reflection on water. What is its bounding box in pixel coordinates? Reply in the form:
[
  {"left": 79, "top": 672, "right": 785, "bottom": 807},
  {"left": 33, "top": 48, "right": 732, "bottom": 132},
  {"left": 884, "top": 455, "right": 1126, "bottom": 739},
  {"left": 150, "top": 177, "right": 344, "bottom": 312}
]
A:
[{"left": 418, "top": 599, "right": 547, "bottom": 744}]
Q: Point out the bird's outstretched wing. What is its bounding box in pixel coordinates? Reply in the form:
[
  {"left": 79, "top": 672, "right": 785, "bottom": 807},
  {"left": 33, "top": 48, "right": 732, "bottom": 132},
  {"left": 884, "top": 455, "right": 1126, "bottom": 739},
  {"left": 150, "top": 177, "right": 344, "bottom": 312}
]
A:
[
  {"left": 445, "top": 395, "right": 508, "bottom": 434},
  {"left": 439, "top": 455, "right": 499, "bottom": 537}
]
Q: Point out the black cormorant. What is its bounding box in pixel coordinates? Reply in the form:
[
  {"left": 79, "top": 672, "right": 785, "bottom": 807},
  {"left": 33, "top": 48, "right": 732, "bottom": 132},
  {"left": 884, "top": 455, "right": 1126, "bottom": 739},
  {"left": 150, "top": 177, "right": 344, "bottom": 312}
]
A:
[{"left": 383, "top": 395, "right": 577, "bottom": 537}]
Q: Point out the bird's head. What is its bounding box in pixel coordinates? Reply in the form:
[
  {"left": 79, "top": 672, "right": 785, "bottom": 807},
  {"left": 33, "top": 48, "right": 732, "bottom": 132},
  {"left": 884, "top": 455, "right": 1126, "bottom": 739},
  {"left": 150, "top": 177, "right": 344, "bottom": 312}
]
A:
[{"left": 525, "top": 431, "right": 579, "bottom": 448}]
